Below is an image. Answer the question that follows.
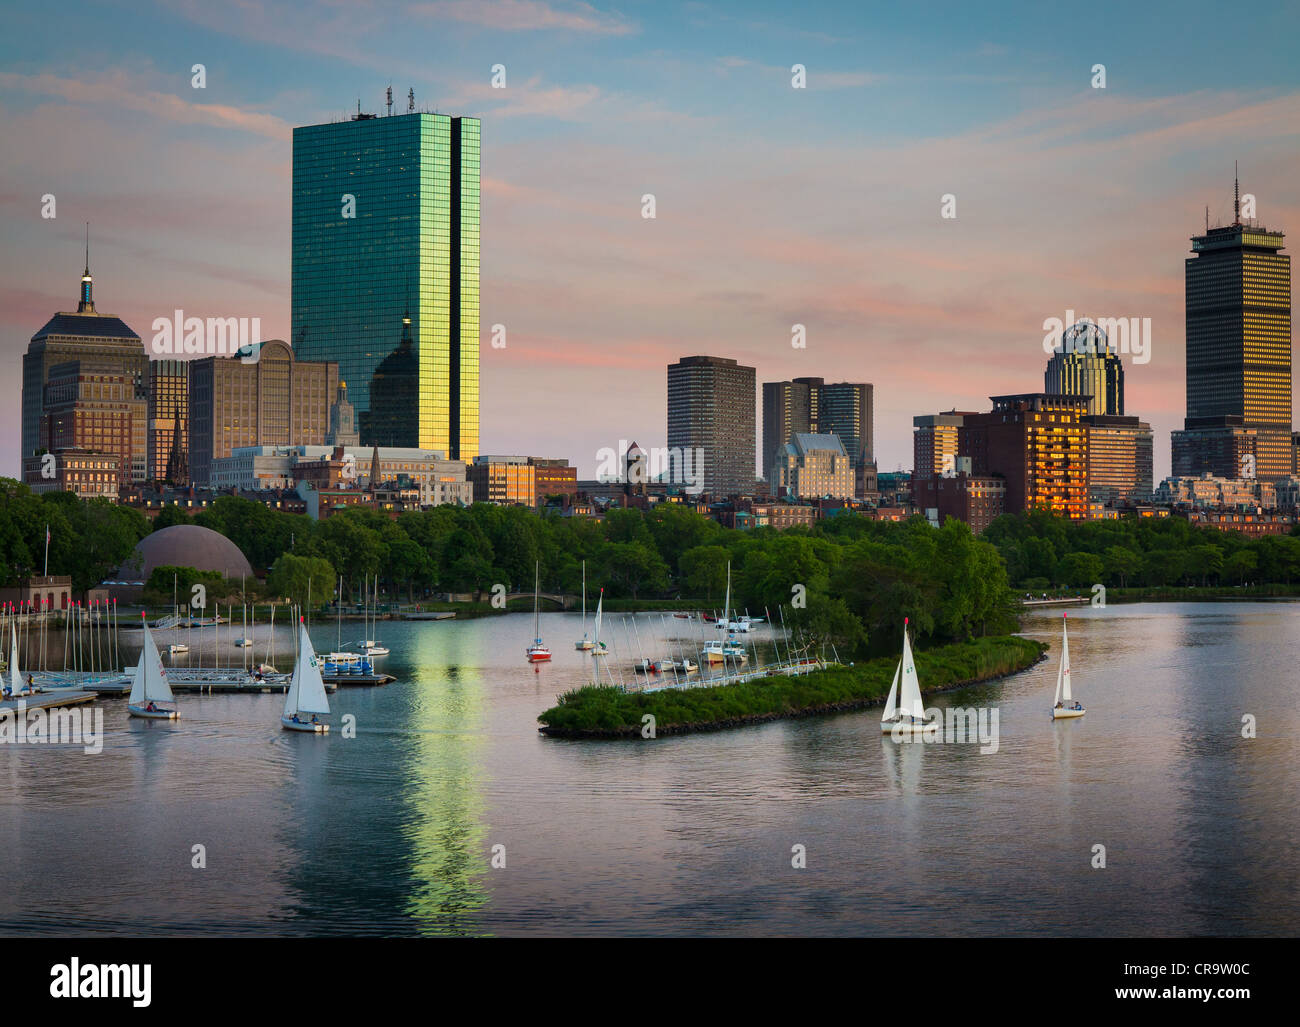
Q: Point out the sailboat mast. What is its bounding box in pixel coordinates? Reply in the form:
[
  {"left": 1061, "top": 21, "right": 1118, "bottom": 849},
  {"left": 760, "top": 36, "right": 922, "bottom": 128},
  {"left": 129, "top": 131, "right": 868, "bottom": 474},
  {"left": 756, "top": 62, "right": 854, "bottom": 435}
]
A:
[{"left": 533, "top": 562, "right": 541, "bottom": 641}]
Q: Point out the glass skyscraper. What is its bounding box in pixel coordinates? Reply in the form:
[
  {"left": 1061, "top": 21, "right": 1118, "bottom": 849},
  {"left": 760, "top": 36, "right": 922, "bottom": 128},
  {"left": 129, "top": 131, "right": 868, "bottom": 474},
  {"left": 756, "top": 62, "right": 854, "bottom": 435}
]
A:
[{"left": 292, "top": 110, "right": 480, "bottom": 459}]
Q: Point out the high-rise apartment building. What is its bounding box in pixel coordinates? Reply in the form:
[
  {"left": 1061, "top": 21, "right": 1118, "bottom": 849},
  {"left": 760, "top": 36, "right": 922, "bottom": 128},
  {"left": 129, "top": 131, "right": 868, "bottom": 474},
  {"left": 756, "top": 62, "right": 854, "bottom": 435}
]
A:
[
  {"left": 1172, "top": 175, "right": 1291, "bottom": 481},
  {"left": 667, "top": 355, "right": 756, "bottom": 498},
  {"left": 1044, "top": 320, "right": 1125, "bottom": 415},
  {"left": 188, "top": 340, "right": 338, "bottom": 485},
  {"left": 148, "top": 359, "right": 189, "bottom": 484},
  {"left": 961, "top": 394, "right": 1089, "bottom": 519},
  {"left": 292, "top": 108, "right": 480, "bottom": 459},
  {"left": 912, "top": 412, "right": 973, "bottom": 481},
  {"left": 22, "top": 248, "right": 149, "bottom": 481},
  {"left": 761, "top": 377, "right": 873, "bottom": 488}
]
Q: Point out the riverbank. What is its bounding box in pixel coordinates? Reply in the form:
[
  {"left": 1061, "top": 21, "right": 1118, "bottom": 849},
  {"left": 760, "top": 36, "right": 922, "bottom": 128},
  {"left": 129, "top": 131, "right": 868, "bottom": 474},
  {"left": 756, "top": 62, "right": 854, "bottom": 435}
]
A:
[{"left": 537, "top": 635, "right": 1047, "bottom": 739}]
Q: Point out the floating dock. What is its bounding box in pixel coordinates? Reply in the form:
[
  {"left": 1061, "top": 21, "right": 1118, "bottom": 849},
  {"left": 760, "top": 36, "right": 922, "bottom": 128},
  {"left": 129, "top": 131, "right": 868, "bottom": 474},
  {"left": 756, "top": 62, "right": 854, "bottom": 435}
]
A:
[
  {"left": 402, "top": 611, "right": 455, "bottom": 621},
  {"left": 323, "top": 672, "right": 396, "bottom": 687},
  {"left": 1, "top": 688, "right": 97, "bottom": 713}
]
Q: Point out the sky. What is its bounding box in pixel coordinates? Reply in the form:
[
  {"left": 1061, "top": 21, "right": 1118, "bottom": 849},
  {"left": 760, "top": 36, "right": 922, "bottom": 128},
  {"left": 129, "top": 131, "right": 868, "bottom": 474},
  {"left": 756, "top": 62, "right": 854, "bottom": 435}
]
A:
[{"left": 2, "top": 0, "right": 1298, "bottom": 482}]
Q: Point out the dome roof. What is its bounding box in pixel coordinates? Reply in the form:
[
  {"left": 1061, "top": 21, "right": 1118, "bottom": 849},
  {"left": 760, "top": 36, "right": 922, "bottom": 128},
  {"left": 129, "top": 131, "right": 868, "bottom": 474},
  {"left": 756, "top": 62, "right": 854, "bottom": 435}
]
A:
[{"left": 117, "top": 524, "right": 254, "bottom": 582}]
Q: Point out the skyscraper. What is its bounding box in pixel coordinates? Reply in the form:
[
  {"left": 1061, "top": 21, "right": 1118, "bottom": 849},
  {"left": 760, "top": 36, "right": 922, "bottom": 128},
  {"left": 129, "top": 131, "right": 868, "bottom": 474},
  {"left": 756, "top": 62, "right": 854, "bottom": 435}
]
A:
[
  {"left": 667, "top": 355, "right": 756, "bottom": 497},
  {"left": 1172, "top": 173, "right": 1291, "bottom": 481},
  {"left": 292, "top": 107, "right": 480, "bottom": 459},
  {"left": 761, "top": 377, "right": 873, "bottom": 489},
  {"left": 21, "top": 241, "right": 149, "bottom": 480},
  {"left": 1044, "top": 320, "right": 1125, "bottom": 415}
]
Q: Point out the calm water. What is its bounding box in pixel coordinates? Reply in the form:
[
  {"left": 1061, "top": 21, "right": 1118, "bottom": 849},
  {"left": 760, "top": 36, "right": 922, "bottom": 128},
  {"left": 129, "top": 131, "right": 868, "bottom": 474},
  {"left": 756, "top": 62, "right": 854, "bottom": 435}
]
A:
[{"left": 1, "top": 602, "right": 1297, "bottom": 937}]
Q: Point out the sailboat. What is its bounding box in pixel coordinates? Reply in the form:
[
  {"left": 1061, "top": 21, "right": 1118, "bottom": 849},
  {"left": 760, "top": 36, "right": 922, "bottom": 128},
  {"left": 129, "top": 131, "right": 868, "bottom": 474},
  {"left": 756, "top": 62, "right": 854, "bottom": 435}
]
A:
[
  {"left": 1052, "top": 612, "right": 1085, "bottom": 719},
  {"left": 702, "top": 562, "right": 747, "bottom": 664},
  {"left": 881, "top": 617, "right": 936, "bottom": 735},
  {"left": 128, "top": 617, "right": 178, "bottom": 719},
  {"left": 4, "top": 623, "right": 27, "bottom": 698},
  {"left": 590, "top": 588, "right": 608, "bottom": 658},
  {"left": 282, "top": 617, "right": 330, "bottom": 732},
  {"left": 525, "top": 561, "right": 551, "bottom": 663},
  {"left": 361, "top": 574, "right": 389, "bottom": 657},
  {"left": 168, "top": 574, "right": 188, "bottom": 656},
  {"left": 575, "top": 560, "right": 595, "bottom": 650}
]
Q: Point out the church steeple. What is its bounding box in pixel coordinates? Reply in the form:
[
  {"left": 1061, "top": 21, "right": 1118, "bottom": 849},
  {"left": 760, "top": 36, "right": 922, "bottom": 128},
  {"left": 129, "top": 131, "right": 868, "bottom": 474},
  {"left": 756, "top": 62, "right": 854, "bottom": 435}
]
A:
[{"left": 77, "top": 222, "right": 96, "bottom": 313}]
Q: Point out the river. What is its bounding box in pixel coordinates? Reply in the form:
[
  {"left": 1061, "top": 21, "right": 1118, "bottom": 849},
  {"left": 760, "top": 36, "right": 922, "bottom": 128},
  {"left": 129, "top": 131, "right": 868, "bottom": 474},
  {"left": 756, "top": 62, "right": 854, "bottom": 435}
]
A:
[{"left": 1, "top": 601, "right": 1296, "bottom": 936}]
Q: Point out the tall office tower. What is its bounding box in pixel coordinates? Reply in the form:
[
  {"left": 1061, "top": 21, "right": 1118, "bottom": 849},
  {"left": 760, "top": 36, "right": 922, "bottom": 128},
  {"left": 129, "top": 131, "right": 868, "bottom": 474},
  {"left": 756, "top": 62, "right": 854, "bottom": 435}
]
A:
[
  {"left": 1172, "top": 173, "right": 1291, "bottom": 481},
  {"left": 1044, "top": 320, "right": 1125, "bottom": 415},
  {"left": 22, "top": 244, "right": 149, "bottom": 479},
  {"left": 668, "top": 355, "right": 756, "bottom": 497},
  {"left": 961, "top": 394, "right": 1089, "bottom": 519},
  {"left": 148, "top": 359, "right": 189, "bottom": 483},
  {"left": 187, "top": 340, "right": 338, "bottom": 485},
  {"left": 292, "top": 107, "right": 480, "bottom": 459},
  {"left": 761, "top": 377, "right": 873, "bottom": 488},
  {"left": 1083, "top": 415, "right": 1154, "bottom": 505}
]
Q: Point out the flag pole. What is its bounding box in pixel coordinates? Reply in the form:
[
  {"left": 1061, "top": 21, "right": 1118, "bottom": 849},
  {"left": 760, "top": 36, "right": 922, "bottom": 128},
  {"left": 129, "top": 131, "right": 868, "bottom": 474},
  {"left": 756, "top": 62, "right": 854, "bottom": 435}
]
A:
[{"left": 43, "top": 524, "right": 49, "bottom": 577}]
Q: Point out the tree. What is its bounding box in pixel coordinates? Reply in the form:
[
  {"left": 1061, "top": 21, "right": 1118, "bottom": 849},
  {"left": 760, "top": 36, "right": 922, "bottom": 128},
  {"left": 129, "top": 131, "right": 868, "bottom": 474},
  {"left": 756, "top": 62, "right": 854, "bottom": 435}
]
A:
[
  {"left": 597, "top": 541, "right": 669, "bottom": 598},
  {"left": 1103, "top": 546, "right": 1141, "bottom": 588},
  {"left": 266, "top": 553, "right": 336, "bottom": 610},
  {"left": 679, "top": 545, "right": 731, "bottom": 602},
  {"left": 153, "top": 504, "right": 191, "bottom": 530}
]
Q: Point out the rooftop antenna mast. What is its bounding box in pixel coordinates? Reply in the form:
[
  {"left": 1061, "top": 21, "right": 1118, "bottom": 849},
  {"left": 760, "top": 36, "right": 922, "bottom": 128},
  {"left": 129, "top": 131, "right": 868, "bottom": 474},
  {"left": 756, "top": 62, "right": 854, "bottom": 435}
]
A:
[
  {"left": 1233, "top": 160, "right": 1240, "bottom": 225},
  {"left": 386, "top": 85, "right": 393, "bottom": 116},
  {"left": 408, "top": 87, "right": 415, "bottom": 113}
]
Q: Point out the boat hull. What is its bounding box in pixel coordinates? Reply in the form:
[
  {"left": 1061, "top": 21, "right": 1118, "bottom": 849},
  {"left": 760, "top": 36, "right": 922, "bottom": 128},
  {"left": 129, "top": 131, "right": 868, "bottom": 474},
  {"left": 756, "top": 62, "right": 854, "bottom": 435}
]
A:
[
  {"left": 1052, "top": 707, "right": 1086, "bottom": 719},
  {"left": 281, "top": 716, "right": 328, "bottom": 733},
  {"left": 526, "top": 649, "right": 552, "bottom": 663},
  {"left": 129, "top": 705, "right": 178, "bottom": 720},
  {"left": 881, "top": 717, "right": 937, "bottom": 735},
  {"left": 575, "top": 642, "right": 595, "bottom": 651}
]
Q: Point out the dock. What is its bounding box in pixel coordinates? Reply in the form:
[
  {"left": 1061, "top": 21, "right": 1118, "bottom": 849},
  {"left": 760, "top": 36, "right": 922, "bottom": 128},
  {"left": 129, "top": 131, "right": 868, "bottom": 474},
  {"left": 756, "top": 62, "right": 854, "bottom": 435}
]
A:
[
  {"left": 73, "top": 671, "right": 334, "bottom": 695},
  {"left": 1, "top": 688, "right": 98, "bottom": 714},
  {"left": 402, "top": 611, "right": 455, "bottom": 621},
  {"left": 323, "top": 672, "right": 396, "bottom": 687}
]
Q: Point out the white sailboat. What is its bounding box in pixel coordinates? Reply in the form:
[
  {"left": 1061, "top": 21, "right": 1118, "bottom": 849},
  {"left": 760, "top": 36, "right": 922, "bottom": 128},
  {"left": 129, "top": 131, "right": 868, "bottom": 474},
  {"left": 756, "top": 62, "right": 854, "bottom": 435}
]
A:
[
  {"left": 128, "top": 618, "right": 178, "bottom": 719},
  {"left": 703, "top": 562, "right": 747, "bottom": 664},
  {"left": 282, "top": 617, "right": 330, "bottom": 733},
  {"left": 1052, "top": 612, "right": 1085, "bottom": 719},
  {"left": 881, "top": 617, "right": 936, "bottom": 735},
  {"left": 575, "top": 560, "right": 595, "bottom": 650},
  {"left": 4, "top": 622, "right": 26, "bottom": 698},
  {"left": 591, "top": 588, "right": 608, "bottom": 658},
  {"left": 361, "top": 575, "right": 388, "bottom": 657},
  {"left": 526, "top": 561, "right": 551, "bottom": 662}
]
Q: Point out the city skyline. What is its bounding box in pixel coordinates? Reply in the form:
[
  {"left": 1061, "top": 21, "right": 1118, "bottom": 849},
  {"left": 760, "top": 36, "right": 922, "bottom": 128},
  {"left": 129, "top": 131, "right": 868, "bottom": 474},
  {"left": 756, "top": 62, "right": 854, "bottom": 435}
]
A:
[{"left": 2, "top": 1, "right": 1298, "bottom": 482}]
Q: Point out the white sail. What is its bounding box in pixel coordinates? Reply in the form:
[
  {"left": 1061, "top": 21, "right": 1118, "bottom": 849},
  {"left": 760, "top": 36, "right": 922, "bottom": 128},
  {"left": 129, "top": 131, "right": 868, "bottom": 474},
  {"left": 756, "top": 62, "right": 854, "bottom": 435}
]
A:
[
  {"left": 881, "top": 658, "right": 901, "bottom": 722},
  {"left": 8, "top": 623, "right": 21, "bottom": 696},
  {"left": 592, "top": 592, "right": 603, "bottom": 645},
  {"left": 130, "top": 623, "right": 175, "bottom": 705},
  {"left": 722, "top": 562, "right": 731, "bottom": 626},
  {"left": 899, "top": 627, "right": 925, "bottom": 719},
  {"left": 1059, "top": 617, "right": 1072, "bottom": 702},
  {"left": 285, "top": 624, "right": 330, "bottom": 716}
]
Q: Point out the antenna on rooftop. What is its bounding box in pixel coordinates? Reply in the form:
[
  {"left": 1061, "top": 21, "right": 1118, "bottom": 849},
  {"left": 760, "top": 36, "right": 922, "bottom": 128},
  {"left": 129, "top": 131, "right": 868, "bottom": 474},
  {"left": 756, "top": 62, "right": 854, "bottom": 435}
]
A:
[
  {"left": 1233, "top": 160, "right": 1240, "bottom": 225},
  {"left": 386, "top": 85, "right": 393, "bottom": 116},
  {"left": 408, "top": 87, "right": 415, "bottom": 113}
]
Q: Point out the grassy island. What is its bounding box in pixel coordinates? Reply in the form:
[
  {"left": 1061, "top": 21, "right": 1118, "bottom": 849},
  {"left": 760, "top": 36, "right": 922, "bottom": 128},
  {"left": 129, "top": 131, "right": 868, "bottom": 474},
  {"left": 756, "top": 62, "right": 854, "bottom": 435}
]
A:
[{"left": 538, "top": 635, "right": 1047, "bottom": 739}]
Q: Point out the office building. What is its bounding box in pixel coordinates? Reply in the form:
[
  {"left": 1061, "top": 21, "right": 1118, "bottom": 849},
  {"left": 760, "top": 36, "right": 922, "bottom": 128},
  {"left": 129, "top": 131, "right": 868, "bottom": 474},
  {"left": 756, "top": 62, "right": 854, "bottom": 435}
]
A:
[
  {"left": 325, "top": 380, "right": 361, "bottom": 447},
  {"left": 148, "top": 359, "right": 189, "bottom": 484},
  {"left": 1083, "top": 414, "right": 1154, "bottom": 505},
  {"left": 187, "top": 340, "right": 338, "bottom": 486},
  {"left": 292, "top": 107, "right": 480, "bottom": 458},
  {"left": 468, "top": 455, "right": 577, "bottom": 506},
  {"left": 1044, "top": 320, "right": 1125, "bottom": 415},
  {"left": 668, "top": 355, "right": 756, "bottom": 497},
  {"left": 1172, "top": 174, "right": 1291, "bottom": 481},
  {"left": 22, "top": 246, "right": 148, "bottom": 480},
  {"left": 912, "top": 412, "right": 971, "bottom": 482}
]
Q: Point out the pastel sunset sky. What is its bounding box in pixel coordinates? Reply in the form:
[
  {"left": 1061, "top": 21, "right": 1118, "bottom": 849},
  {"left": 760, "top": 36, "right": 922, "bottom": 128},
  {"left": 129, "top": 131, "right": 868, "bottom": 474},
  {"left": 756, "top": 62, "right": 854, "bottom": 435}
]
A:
[{"left": 2, "top": 0, "right": 1298, "bottom": 480}]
